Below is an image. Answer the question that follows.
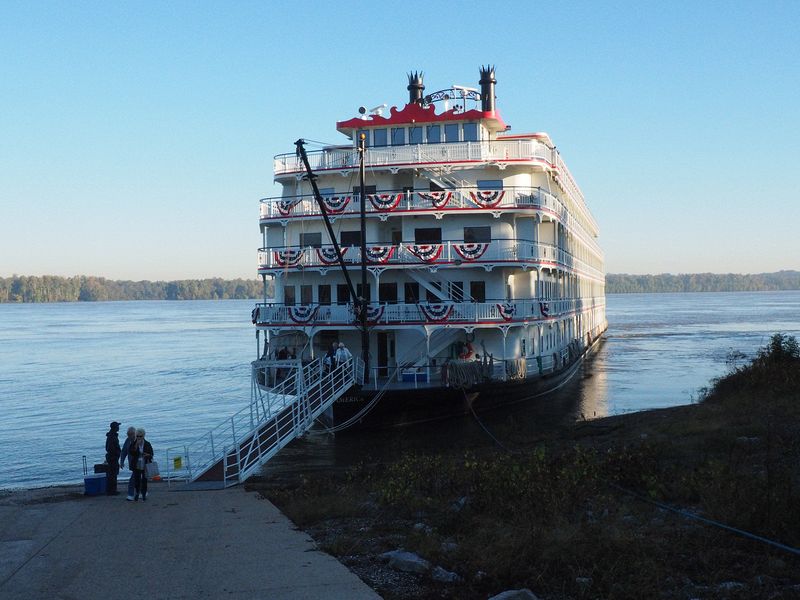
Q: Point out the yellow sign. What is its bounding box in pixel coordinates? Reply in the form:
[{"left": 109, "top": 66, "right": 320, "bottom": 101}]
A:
[{"left": 173, "top": 456, "right": 182, "bottom": 470}]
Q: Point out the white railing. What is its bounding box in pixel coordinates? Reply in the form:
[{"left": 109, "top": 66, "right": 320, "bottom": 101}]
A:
[
  {"left": 253, "top": 297, "right": 606, "bottom": 327},
  {"left": 165, "top": 357, "right": 363, "bottom": 486},
  {"left": 257, "top": 238, "right": 604, "bottom": 282}
]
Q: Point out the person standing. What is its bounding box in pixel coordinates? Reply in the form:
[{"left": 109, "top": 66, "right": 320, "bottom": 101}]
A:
[
  {"left": 324, "top": 342, "right": 337, "bottom": 372},
  {"left": 129, "top": 428, "right": 154, "bottom": 502},
  {"left": 334, "top": 342, "right": 352, "bottom": 367},
  {"left": 105, "top": 421, "right": 121, "bottom": 495},
  {"left": 119, "top": 426, "right": 136, "bottom": 501}
]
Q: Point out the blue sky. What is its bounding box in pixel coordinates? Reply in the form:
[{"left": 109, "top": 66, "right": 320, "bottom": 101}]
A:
[{"left": 1, "top": 1, "right": 798, "bottom": 279}]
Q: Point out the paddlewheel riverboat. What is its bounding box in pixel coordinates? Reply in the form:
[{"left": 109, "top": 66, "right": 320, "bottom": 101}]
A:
[{"left": 252, "top": 67, "right": 607, "bottom": 429}]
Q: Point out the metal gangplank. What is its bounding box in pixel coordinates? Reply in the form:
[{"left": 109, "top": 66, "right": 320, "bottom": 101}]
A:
[{"left": 168, "top": 357, "right": 364, "bottom": 488}]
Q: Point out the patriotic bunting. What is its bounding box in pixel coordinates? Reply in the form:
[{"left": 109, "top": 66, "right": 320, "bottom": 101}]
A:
[
  {"left": 365, "top": 245, "right": 396, "bottom": 264},
  {"left": 316, "top": 246, "right": 348, "bottom": 265},
  {"left": 469, "top": 190, "right": 506, "bottom": 208},
  {"left": 497, "top": 303, "right": 517, "bottom": 322},
  {"left": 274, "top": 249, "right": 305, "bottom": 267},
  {"left": 419, "top": 303, "right": 453, "bottom": 323},
  {"left": 453, "top": 242, "right": 489, "bottom": 261},
  {"left": 288, "top": 305, "right": 318, "bottom": 324},
  {"left": 407, "top": 244, "right": 443, "bottom": 263},
  {"left": 367, "top": 193, "right": 403, "bottom": 212},
  {"left": 277, "top": 198, "right": 301, "bottom": 217},
  {"left": 321, "top": 195, "right": 351, "bottom": 214},
  {"left": 417, "top": 191, "right": 452, "bottom": 209},
  {"left": 354, "top": 304, "right": 385, "bottom": 323}
]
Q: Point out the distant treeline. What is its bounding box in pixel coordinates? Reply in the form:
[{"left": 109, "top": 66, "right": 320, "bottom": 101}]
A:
[
  {"left": 0, "top": 276, "right": 267, "bottom": 303},
  {"left": 606, "top": 271, "right": 800, "bottom": 294}
]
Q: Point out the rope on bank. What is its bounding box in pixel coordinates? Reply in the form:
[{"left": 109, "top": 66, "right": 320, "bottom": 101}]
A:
[
  {"left": 610, "top": 483, "right": 800, "bottom": 557},
  {"left": 464, "top": 390, "right": 517, "bottom": 454}
]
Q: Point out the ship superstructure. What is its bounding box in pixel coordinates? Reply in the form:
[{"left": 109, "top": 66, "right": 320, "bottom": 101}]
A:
[{"left": 254, "top": 67, "right": 606, "bottom": 425}]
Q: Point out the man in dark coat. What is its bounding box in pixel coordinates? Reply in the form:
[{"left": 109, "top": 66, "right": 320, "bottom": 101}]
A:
[{"left": 105, "top": 421, "right": 121, "bottom": 495}]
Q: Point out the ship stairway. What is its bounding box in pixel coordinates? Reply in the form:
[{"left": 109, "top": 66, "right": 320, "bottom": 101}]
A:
[
  {"left": 417, "top": 147, "right": 470, "bottom": 191},
  {"left": 166, "top": 357, "right": 364, "bottom": 488}
]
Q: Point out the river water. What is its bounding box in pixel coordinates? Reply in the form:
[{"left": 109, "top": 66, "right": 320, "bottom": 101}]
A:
[{"left": 1, "top": 291, "right": 799, "bottom": 490}]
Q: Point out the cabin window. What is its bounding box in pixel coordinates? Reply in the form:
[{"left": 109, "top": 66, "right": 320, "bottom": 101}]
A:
[
  {"left": 341, "top": 231, "right": 362, "bottom": 246},
  {"left": 299, "top": 232, "right": 321, "bottom": 248},
  {"left": 477, "top": 179, "right": 503, "bottom": 190},
  {"left": 426, "top": 125, "right": 441, "bottom": 143},
  {"left": 463, "top": 123, "right": 479, "bottom": 142},
  {"left": 336, "top": 284, "right": 350, "bottom": 305},
  {"left": 404, "top": 282, "right": 419, "bottom": 303},
  {"left": 469, "top": 281, "right": 486, "bottom": 302},
  {"left": 301, "top": 285, "right": 313, "bottom": 305},
  {"left": 318, "top": 285, "right": 331, "bottom": 305},
  {"left": 391, "top": 229, "right": 402, "bottom": 245},
  {"left": 426, "top": 282, "right": 443, "bottom": 302},
  {"left": 448, "top": 281, "right": 464, "bottom": 302},
  {"left": 284, "top": 285, "right": 296, "bottom": 306},
  {"left": 409, "top": 126, "right": 422, "bottom": 144},
  {"left": 373, "top": 129, "right": 387, "bottom": 147},
  {"left": 379, "top": 282, "right": 398, "bottom": 304},
  {"left": 391, "top": 127, "right": 405, "bottom": 146},
  {"left": 463, "top": 226, "right": 491, "bottom": 243},
  {"left": 414, "top": 228, "right": 442, "bottom": 244},
  {"left": 318, "top": 187, "right": 334, "bottom": 196},
  {"left": 357, "top": 130, "right": 369, "bottom": 146},
  {"left": 444, "top": 123, "right": 459, "bottom": 142},
  {"left": 352, "top": 185, "right": 377, "bottom": 198}
]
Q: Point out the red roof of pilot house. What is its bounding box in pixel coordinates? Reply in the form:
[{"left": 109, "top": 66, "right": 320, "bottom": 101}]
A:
[{"left": 336, "top": 102, "right": 507, "bottom": 136}]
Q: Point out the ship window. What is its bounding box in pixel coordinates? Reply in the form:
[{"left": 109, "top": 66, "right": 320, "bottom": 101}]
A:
[
  {"left": 318, "top": 285, "right": 331, "bottom": 305},
  {"left": 391, "top": 229, "right": 402, "bottom": 245},
  {"left": 409, "top": 126, "right": 422, "bottom": 144},
  {"left": 391, "top": 127, "right": 406, "bottom": 146},
  {"left": 341, "top": 231, "right": 362, "bottom": 246},
  {"left": 352, "top": 185, "right": 377, "bottom": 198},
  {"left": 448, "top": 281, "right": 464, "bottom": 302},
  {"left": 379, "top": 282, "right": 398, "bottom": 304},
  {"left": 318, "top": 187, "right": 334, "bottom": 195},
  {"left": 357, "top": 130, "right": 369, "bottom": 147},
  {"left": 284, "top": 286, "right": 296, "bottom": 306},
  {"left": 414, "top": 228, "right": 441, "bottom": 244},
  {"left": 301, "top": 285, "right": 313, "bottom": 305},
  {"left": 477, "top": 179, "right": 503, "bottom": 190},
  {"left": 404, "top": 282, "right": 419, "bottom": 303},
  {"left": 373, "top": 128, "right": 387, "bottom": 147},
  {"left": 463, "top": 123, "right": 478, "bottom": 142},
  {"left": 426, "top": 124, "right": 441, "bottom": 143},
  {"left": 299, "top": 232, "right": 321, "bottom": 248},
  {"left": 444, "top": 123, "right": 459, "bottom": 142},
  {"left": 469, "top": 281, "right": 485, "bottom": 302},
  {"left": 463, "top": 226, "right": 491, "bottom": 243},
  {"left": 336, "top": 284, "right": 350, "bottom": 305},
  {"left": 426, "top": 282, "right": 443, "bottom": 302}
]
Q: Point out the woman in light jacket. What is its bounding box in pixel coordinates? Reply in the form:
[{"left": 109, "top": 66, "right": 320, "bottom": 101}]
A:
[{"left": 129, "top": 427, "right": 154, "bottom": 502}]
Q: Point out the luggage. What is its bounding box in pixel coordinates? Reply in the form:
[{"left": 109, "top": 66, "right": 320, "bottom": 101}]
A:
[{"left": 83, "top": 456, "right": 107, "bottom": 496}]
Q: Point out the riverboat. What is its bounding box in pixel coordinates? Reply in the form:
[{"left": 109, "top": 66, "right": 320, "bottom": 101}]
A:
[{"left": 252, "top": 67, "right": 607, "bottom": 429}]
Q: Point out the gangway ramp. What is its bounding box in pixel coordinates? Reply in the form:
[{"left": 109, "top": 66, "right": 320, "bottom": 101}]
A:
[{"left": 167, "top": 357, "right": 363, "bottom": 488}]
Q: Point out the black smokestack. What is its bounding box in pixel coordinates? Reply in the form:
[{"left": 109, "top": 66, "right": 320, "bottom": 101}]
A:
[
  {"left": 407, "top": 71, "right": 425, "bottom": 105},
  {"left": 479, "top": 65, "right": 496, "bottom": 112}
]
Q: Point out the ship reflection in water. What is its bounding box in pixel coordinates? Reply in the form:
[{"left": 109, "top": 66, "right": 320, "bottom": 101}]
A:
[{"left": 261, "top": 341, "right": 610, "bottom": 481}]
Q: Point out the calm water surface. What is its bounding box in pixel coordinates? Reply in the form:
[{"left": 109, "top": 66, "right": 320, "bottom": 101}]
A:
[{"left": 1, "top": 292, "right": 799, "bottom": 490}]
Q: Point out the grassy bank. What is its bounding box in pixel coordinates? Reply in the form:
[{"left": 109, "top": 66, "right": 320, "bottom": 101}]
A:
[{"left": 248, "top": 334, "right": 800, "bottom": 599}]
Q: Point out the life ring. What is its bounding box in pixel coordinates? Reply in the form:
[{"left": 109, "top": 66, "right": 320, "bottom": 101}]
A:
[{"left": 251, "top": 308, "right": 258, "bottom": 324}]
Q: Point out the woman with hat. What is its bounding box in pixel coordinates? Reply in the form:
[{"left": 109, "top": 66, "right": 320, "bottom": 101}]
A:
[{"left": 129, "top": 428, "right": 154, "bottom": 502}]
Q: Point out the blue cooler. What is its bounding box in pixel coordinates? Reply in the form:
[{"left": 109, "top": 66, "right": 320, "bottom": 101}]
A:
[{"left": 84, "top": 473, "right": 107, "bottom": 496}]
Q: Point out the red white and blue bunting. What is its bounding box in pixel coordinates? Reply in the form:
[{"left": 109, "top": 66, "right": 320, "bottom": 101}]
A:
[
  {"left": 497, "top": 303, "right": 517, "bottom": 322},
  {"left": 367, "top": 193, "right": 403, "bottom": 212},
  {"left": 321, "top": 195, "right": 351, "bottom": 214},
  {"left": 354, "top": 304, "right": 385, "bottom": 323},
  {"left": 539, "top": 302, "right": 550, "bottom": 317},
  {"left": 407, "top": 244, "right": 443, "bottom": 263},
  {"left": 316, "top": 246, "right": 348, "bottom": 265},
  {"left": 453, "top": 242, "right": 489, "bottom": 261},
  {"left": 417, "top": 191, "right": 452, "bottom": 209},
  {"left": 277, "top": 198, "right": 301, "bottom": 217},
  {"left": 288, "top": 305, "right": 318, "bottom": 324},
  {"left": 365, "top": 245, "right": 396, "bottom": 264},
  {"left": 274, "top": 249, "right": 305, "bottom": 267},
  {"left": 419, "top": 303, "right": 453, "bottom": 323},
  {"left": 469, "top": 190, "right": 506, "bottom": 208}
]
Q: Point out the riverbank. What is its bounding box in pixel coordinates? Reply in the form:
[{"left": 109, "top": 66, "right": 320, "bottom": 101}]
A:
[{"left": 247, "top": 334, "right": 800, "bottom": 599}]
